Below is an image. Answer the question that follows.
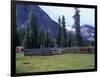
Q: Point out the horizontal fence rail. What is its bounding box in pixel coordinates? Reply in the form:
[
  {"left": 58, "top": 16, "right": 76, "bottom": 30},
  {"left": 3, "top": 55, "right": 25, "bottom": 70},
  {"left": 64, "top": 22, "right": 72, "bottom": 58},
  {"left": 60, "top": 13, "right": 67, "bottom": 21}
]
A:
[{"left": 22, "top": 46, "right": 95, "bottom": 56}]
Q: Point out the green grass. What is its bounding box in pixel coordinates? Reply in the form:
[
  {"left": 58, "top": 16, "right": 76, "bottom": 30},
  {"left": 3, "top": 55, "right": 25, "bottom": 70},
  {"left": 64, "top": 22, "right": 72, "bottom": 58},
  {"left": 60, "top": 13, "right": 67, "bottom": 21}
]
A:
[{"left": 16, "top": 53, "right": 95, "bottom": 73}]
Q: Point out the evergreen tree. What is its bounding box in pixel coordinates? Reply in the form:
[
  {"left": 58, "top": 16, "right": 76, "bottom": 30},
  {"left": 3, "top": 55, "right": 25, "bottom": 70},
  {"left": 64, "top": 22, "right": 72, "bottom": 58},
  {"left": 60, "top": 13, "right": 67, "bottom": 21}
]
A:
[
  {"left": 16, "top": 26, "right": 25, "bottom": 46},
  {"left": 69, "top": 32, "right": 76, "bottom": 47},
  {"left": 38, "top": 28, "right": 51, "bottom": 48},
  {"left": 23, "top": 11, "right": 38, "bottom": 48},
  {"left": 38, "top": 28, "right": 45, "bottom": 48},
  {"left": 73, "top": 8, "right": 83, "bottom": 46},
  {"left": 61, "top": 15, "right": 67, "bottom": 47},
  {"left": 37, "top": 28, "right": 42, "bottom": 48},
  {"left": 22, "top": 25, "right": 31, "bottom": 48},
  {"left": 45, "top": 29, "right": 51, "bottom": 47},
  {"left": 67, "top": 32, "right": 71, "bottom": 47},
  {"left": 29, "top": 12, "right": 38, "bottom": 48},
  {"left": 56, "top": 16, "right": 61, "bottom": 47}
]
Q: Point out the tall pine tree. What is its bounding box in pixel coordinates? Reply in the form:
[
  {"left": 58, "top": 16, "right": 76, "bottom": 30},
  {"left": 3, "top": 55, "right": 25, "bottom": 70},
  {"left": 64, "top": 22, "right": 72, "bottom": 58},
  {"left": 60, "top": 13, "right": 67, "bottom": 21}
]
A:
[
  {"left": 16, "top": 26, "right": 25, "bottom": 46},
  {"left": 73, "top": 8, "right": 83, "bottom": 46},
  {"left": 45, "top": 29, "right": 51, "bottom": 47},
  {"left": 61, "top": 15, "right": 67, "bottom": 47},
  {"left": 56, "top": 16, "right": 61, "bottom": 47}
]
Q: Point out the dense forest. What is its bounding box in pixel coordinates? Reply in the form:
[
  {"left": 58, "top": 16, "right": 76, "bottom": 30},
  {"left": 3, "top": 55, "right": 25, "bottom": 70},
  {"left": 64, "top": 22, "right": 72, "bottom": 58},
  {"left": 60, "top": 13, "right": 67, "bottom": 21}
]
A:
[{"left": 16, "top": 8, "right": 95, "bottom": 48}]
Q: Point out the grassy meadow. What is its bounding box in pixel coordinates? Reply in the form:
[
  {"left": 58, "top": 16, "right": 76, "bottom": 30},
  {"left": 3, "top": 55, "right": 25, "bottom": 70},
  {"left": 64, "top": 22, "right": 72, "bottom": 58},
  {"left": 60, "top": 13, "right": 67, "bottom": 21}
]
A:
[{"left": 16, "top": 53, "right": 95, "bottom": 73}]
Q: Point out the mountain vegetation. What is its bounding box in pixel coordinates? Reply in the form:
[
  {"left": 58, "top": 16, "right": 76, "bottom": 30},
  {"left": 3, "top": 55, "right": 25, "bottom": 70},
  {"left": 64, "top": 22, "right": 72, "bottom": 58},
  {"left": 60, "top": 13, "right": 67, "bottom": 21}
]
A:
[{"left": 16, "top": 5, "right": 95, "bottom": 48}]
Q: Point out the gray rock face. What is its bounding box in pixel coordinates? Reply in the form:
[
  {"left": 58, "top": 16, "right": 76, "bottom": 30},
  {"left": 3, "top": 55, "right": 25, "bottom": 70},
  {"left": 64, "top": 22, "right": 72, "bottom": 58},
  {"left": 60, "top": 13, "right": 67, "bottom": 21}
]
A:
[{"left": 16, "top": 4, "right": 59, "bottom": 38}]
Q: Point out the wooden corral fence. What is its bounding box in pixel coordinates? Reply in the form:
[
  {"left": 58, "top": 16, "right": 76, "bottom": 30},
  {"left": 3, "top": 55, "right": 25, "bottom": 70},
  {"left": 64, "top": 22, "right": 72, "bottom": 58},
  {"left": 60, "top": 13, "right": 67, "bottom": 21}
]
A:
[
  {"left": 24, "top": 48, "right": 61, "bottom": 56},
  {"left": 62, "top": 46, "right": 95, "bottom": 54},
  {"left": 23, "top": 46, "right": 95, "bottom": 56},
  {"left": 24, "top": 49, "right": 42, "bottom": 56}
]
